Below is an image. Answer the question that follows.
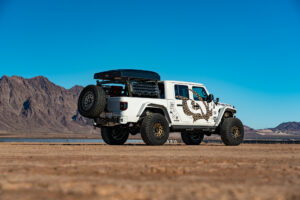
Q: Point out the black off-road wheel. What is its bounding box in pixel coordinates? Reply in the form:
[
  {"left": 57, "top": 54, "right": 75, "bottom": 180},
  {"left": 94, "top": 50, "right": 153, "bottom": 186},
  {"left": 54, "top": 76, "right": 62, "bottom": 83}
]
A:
[
  {"left": 101, "top": 126, "right": 129, "bottom": 145},
  {"left": 181, "top": 132, "right": 204, "bottom": 145},
  {"left": 78, "top": 85, "right": 106, "bottom": 118},
  {"left": 220, "top": 118, "right": 244, "bottom": 146},
  {"left": 141, "top": 113, "right": 169, "bottom": 145}
]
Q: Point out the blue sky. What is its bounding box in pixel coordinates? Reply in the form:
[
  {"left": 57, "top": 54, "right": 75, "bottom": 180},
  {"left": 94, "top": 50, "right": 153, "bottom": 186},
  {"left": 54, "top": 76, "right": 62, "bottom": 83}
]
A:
[{"left": 0, "top": 0, "right": 299, "bottom": 129}]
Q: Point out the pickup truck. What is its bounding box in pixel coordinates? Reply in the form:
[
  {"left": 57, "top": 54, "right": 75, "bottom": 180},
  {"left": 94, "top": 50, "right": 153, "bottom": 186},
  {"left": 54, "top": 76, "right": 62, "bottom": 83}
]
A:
[{"left": 78, "top": 69, "right": 244, "bottom": 146}]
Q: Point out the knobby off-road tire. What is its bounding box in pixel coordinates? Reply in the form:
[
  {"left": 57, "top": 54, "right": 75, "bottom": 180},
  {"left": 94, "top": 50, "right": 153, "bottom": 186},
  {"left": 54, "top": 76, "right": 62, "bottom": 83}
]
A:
[
  {"left": 220, "top": 117, "right": 244, "bottom": 146},
  {"left": 101, "top": 126, "right": 129, "bottom": 145},
  {"left": 181, "top": 132, "right": 204, "bottom": 145},
  {"left": 78, "top": 85, "right": 106, "bottom": 118},
  {"left": 141, "top": 113, "right": 169, "bottom": 145}
]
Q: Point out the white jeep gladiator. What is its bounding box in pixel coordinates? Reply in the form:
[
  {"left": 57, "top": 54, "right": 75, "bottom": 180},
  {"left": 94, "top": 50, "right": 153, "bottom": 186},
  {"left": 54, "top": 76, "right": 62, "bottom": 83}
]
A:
[{"left": 78, "top": 69, "right": 244, "bottom": 145}]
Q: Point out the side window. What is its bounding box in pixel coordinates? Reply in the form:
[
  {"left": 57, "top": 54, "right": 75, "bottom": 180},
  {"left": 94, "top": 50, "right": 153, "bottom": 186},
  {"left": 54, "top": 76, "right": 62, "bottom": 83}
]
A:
[
  {"left": 158, "top": 82, "right": 165, "bottom": 99},
  {"left": 192, "top": 87, "right": 208, "bottom": 101},
  {"left": 175, "top": 85, "right": 189, "bottom": 99}
]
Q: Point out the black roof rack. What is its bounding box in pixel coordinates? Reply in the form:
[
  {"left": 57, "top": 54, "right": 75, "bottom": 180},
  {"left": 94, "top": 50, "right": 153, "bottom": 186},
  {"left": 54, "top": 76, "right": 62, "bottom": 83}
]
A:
[{"left": 94, "top": 69, "right": 160, "bottom": 81}]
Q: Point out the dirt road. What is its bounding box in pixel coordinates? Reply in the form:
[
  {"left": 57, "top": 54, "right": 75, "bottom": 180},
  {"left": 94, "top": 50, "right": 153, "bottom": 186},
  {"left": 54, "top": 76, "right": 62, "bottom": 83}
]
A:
[{"left": 0, "top": 143, "right": 299, "bottom": 200}]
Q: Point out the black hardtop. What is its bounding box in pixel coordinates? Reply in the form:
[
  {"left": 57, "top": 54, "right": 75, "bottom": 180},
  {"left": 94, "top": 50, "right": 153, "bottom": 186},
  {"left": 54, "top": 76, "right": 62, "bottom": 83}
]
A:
[{"left": 94, "top": 69, "right": 160, "bottom": 81}]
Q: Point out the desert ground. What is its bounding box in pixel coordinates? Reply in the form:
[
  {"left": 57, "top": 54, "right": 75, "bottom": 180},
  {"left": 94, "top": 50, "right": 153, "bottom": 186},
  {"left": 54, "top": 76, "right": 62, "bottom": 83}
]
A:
[{"left": 0, "top": 143, "right": 299, "bottom": 200}]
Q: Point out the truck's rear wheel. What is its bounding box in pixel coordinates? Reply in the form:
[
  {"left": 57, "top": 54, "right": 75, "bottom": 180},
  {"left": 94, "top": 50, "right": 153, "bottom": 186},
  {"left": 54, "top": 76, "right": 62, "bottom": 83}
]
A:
[
  {"left": 181, "top": 132, "right": 204, "bottom": 145},
  {"left": 101, "top": 126, "right": 129, "bottom": 145},
  {"left": 141, "top": 113, "right": 169, "bottom": 145},
  {"left": 78, "top": 85, "right": 106, "bottom": 118},
  {"left": 220, "top": 118, "right": 244, "bottom": 146}
]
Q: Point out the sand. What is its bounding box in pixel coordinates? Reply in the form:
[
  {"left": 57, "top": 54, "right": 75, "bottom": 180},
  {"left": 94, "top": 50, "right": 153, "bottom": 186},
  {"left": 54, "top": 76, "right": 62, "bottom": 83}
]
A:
[{"left": 0, "top": 143, "right": 299, "bottom": 200}]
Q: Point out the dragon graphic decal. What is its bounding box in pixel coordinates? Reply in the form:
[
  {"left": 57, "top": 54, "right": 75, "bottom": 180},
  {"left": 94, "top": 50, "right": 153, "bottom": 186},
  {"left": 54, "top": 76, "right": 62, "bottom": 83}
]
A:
[{"left": 176, "top": 89, "right": 213, "bottom": 122}]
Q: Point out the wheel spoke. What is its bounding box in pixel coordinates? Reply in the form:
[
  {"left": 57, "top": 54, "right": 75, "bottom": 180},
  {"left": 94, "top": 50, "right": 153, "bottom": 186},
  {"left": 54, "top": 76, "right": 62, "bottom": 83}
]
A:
[
  {"left": 153, "top": 122, "right": 164, "bottom": 138},
  {"left": 232, "top": 126, "right": 240, "bottom": 139}
]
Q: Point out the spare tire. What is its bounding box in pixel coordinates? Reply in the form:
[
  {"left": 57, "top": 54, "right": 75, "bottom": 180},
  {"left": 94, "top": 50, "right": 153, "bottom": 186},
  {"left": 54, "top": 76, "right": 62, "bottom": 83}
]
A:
[{"left": 78, "top": 85, "right": 106, "bottom": 118}]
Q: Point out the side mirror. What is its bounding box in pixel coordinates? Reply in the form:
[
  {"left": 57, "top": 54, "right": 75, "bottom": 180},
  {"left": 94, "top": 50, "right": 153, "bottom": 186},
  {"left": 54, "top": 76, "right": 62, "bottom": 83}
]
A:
[
  {"left": 215, "top": 97, "right": 220, "bottom": 104},
  {"left": 207, "top": 94, "right": 214, "bottom": 103}
]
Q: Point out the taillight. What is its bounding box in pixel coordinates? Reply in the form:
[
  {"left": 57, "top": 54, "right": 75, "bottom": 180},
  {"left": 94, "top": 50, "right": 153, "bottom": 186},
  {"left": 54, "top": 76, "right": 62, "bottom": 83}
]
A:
[{"left": 120, "top": 102, "right": 128, "bottom": 111}]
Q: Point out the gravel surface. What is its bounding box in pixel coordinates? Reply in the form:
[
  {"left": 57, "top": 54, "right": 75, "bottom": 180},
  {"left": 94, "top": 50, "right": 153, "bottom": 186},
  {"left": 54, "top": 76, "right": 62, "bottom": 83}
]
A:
[{"left": 0, "top": 143, "right": 299, "bottom": 200}]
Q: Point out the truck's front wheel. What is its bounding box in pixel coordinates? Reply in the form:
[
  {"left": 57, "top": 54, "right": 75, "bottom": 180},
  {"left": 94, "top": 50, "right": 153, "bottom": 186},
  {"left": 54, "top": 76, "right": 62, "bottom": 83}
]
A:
[
  {"left": 181, "top": 132, "right": 204, "bottom": 145},
  {"left": 141, "top": 113, "right": 169, "bottom": 145},
  {"left": 220, "top": 118, "right": 244, "bottom": 146},
  {"left": 101, "top": 126, "right": 129, "bottom": 145}
]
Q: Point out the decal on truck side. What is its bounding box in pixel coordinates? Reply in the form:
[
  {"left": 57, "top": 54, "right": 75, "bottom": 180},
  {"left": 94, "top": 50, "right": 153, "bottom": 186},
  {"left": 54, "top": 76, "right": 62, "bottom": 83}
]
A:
[{"left": 176, "top": 89, "right": 213, "bottom": 122}]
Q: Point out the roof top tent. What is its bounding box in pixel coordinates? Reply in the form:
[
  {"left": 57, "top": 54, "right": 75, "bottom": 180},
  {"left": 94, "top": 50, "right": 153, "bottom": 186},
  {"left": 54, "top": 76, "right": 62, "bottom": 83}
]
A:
[
  {"left": 94, "top": 69, "right": 160, "bottom": 81},
  {"left": 94, "top": 69, "right": 161, "bottom": 98}
]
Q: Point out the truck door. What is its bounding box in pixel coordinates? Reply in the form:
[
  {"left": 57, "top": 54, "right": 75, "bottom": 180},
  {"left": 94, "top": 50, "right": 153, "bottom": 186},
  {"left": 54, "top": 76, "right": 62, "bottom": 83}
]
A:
[
  {"left": 189, "top": 86, "right": 216, "bottom": 126},
  {"left": 169, "top": 84, "right": 194, "bottom": 125}
]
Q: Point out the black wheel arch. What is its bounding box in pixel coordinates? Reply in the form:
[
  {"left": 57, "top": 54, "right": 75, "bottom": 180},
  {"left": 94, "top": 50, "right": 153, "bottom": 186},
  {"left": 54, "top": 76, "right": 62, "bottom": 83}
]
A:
[
  {"left": 222, "top": 108, "right": 236, "bottom": 118},
  {"left": 139, "top": 104, "right": 171, "bottom": 124},
  {"left": 215, "top": 108, "right": 237, "bottom": 135}
]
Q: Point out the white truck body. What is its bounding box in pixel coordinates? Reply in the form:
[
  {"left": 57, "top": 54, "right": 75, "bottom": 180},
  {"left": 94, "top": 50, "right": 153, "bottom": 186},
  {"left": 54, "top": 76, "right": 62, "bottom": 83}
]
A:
[
  {"left": 103, "top": 80, "right": 236, "bottom": 130},
  {"left": 78, "top": 69, "right": 243, "bottom": 145}
]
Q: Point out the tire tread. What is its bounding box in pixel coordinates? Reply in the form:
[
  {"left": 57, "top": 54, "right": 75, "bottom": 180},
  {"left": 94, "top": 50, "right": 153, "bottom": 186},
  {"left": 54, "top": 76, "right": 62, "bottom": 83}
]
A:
[
  {"left": 141, "top": 113, "right": 169, "bottom": 145},
  {"left": 220, "top": 118, "right": 244, "bottom": 146},
  {"left": 101, "top": 126, "right": 129, "bottom": 145}
]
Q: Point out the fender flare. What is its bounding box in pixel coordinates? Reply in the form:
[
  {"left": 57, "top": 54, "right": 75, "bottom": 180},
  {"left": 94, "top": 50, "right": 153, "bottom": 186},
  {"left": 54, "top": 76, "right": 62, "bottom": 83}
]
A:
[
  {"left": 137, "top": 103, "right": 172, "bottom": 124},
  {"left": 214, "top": 106, "right": 236, "bottom": 126}
]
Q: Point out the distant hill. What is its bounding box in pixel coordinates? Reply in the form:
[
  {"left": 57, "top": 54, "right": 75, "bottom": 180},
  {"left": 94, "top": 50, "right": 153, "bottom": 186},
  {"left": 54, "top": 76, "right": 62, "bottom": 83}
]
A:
[
  {"left": 247, "top": 122, "right": 300, "bottom": 138},
  {"left": 272, "top": 122, "right": 300, "bottom": 133},
  {"left": 243, "top": 125, "right": 262, "bottom": 138},
  {"left": 0, "top": 75, "right": 96, "bottom": 134}
]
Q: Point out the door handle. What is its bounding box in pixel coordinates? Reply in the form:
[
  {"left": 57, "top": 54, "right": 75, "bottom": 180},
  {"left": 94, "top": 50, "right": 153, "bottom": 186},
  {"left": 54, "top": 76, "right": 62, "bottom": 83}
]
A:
[{"left": 177, "top": 104, "right": 183, "bottom": 107}]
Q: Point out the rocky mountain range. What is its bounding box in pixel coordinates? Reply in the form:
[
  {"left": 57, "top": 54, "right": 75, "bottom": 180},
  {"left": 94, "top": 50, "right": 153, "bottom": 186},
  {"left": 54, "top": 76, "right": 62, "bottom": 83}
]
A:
[
  {"left": 0, "top": 75, "right": 299, "bottom": 138},
  {"left": 0, "top": 75, "right": 96, "bottom": 135}
]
